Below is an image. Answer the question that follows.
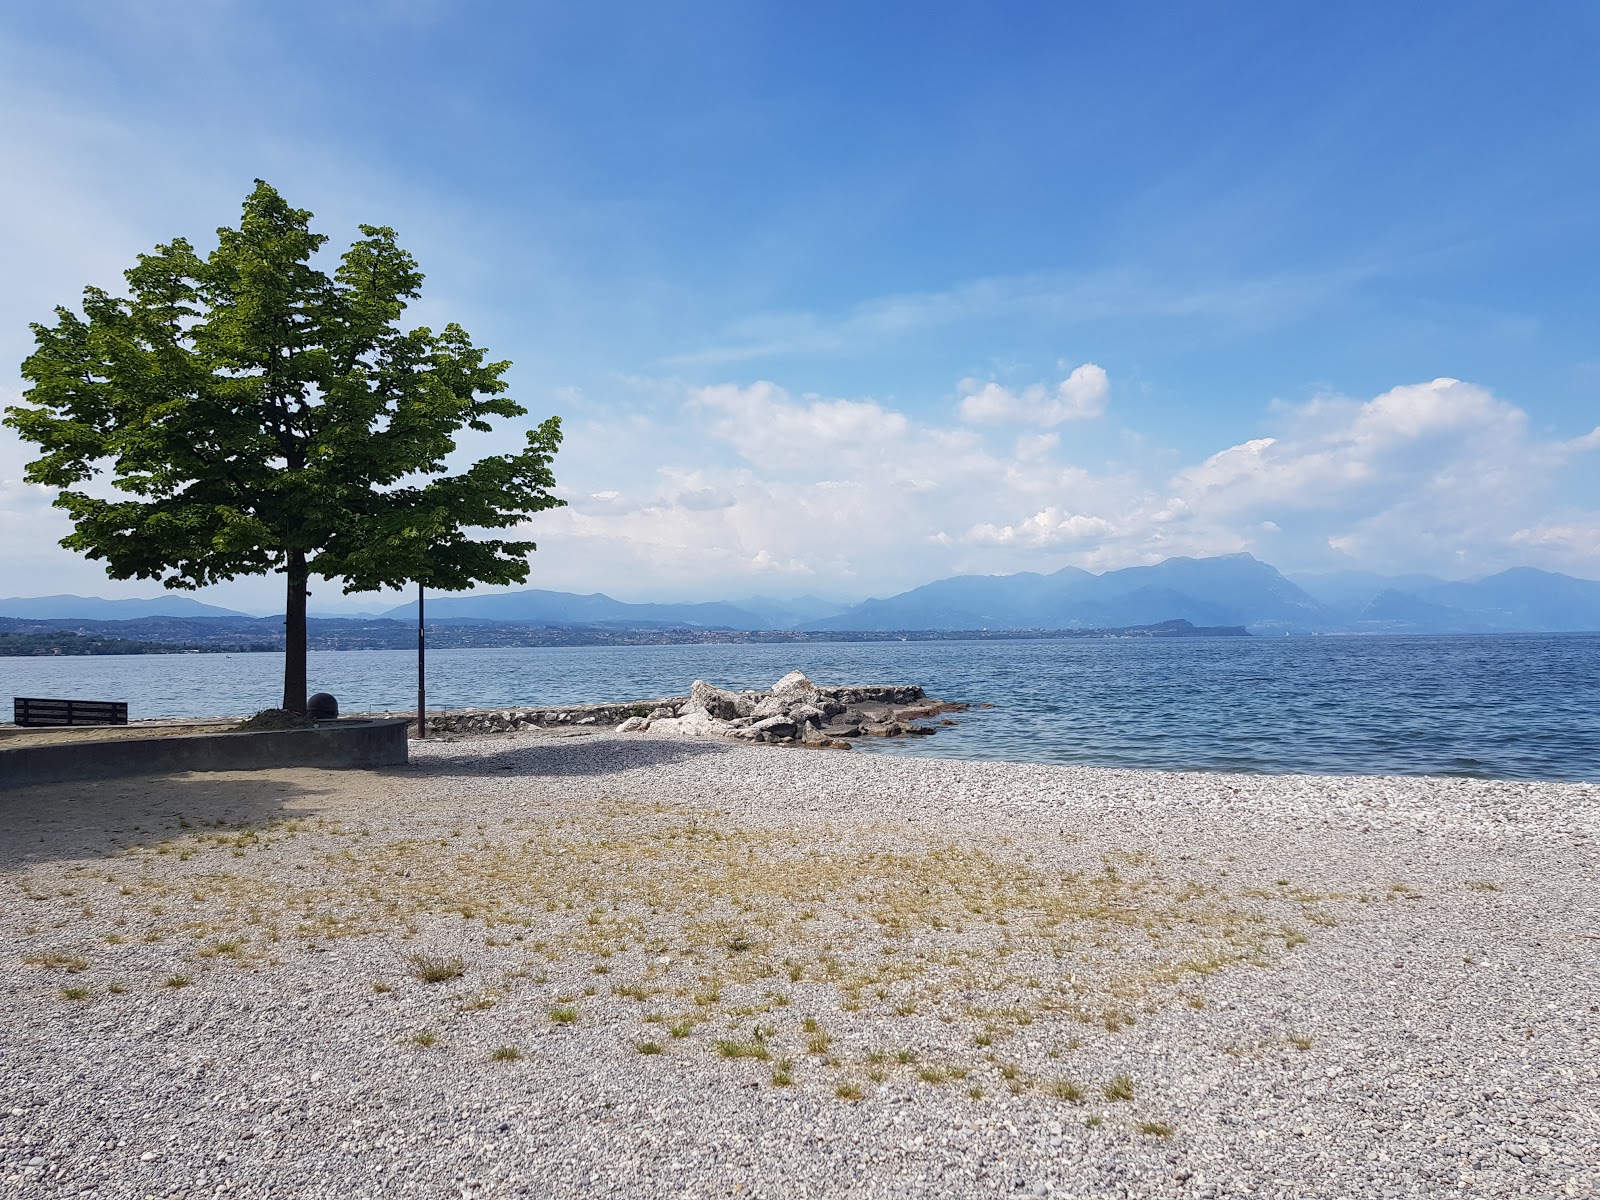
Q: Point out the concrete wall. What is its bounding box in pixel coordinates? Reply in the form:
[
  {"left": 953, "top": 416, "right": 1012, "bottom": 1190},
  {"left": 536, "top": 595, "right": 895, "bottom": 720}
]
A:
[{"left": 0, "top": 719, "right": 409, "bottom": 789}]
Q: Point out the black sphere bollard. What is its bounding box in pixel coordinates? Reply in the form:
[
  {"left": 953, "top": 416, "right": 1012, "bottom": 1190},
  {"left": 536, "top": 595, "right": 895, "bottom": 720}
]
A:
[{"left": 307, "top": 692, "right": 339, "bottom": 720}]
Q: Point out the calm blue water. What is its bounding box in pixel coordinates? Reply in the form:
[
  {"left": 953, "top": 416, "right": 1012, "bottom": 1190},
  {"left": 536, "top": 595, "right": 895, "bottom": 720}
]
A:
[{"left": 4, "top": 635, "right": 1597, "bottom": 782}]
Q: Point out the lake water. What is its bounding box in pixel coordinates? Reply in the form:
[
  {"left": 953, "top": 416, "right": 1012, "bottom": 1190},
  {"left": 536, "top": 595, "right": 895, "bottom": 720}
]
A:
[{"left": 4, "top": 635, "right": 1597, "bottom": 782}]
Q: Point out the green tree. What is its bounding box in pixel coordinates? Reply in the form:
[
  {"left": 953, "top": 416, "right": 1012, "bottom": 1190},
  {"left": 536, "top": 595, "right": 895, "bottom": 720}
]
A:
[{"left": 5, "top": 181, "right": 564, "bottom": 713}]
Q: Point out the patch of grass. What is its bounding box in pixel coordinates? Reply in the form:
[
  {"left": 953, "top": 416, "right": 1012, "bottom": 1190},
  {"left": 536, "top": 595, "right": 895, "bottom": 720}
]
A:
[
  {"left": 407, "top": 954, "right": 466, "bottom": 984},
  {"left": 1103, "top": 1074, "right": 1135, "bottom": 1102},
  {"left": 967, "top": 1085, "right": 984, "bottom": 1099},
  {"left": 636, "top": 1041, "right": 664, "bottom": 1055},
  {"left": 549, "top": 1005, "right": 579, "bottom": 1024},
  {"left": 1050, "top": 1079, "right": 1085, "bottom": 1103},
  {"left": 916, "top": 1065, "right": 947, "bottom": 1084},
  {"left": 59, "top": 985, "right": 90, "bottom": 1000},
  {"left": 411, "top": 1031, "right": 438, "bottom": 1048},
  {"left": 667, "top": 1021, "right": 695, "bottom": 1039},
  {"left": 1465, "top": 880, "right": 1500, "bottom": 892},
  {"left": 715, "top": 1038, "right": 770, "bottom": 1061},
  {"left": 163, "top": 976, "right": 192, "bottom": 989},
  {"left": 1137, "top": 1120, "right": 1173, "bottom": 1138},
  {"left": 835, "top": 1081, "right": 863, "bottom": 1101},
  {"left": 1289, "top": 1034, "right": 1313, "bottom": 1051},
  {"left": 1085, "top": 1115, "right": 1103, "bottom": 1128},
  {"left": 372, "top": 981, "right": 393, "bottom": 994},
  {"left": 490, "top": 1046, "right": 523, "bottom": 1062},
  {"left": 770, "top": 1058, "right": 795, "bottom": 1086},
  {"left": 24, "top": 951, "right": 88, "bottom": 973},
  {"left": 894, "top": 1048, "right": 917, "bottom": 1064}
]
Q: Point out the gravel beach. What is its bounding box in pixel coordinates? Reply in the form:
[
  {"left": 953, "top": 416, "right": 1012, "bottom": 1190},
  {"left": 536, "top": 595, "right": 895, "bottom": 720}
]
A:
[{"left": 3, "top": 729, "right": 1597, "bottom": 1199}]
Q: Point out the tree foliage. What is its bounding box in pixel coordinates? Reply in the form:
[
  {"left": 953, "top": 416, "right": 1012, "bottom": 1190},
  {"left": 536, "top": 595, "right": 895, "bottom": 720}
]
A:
[{"left": 5, "top": 181, "right": 564, "bottom": 710}]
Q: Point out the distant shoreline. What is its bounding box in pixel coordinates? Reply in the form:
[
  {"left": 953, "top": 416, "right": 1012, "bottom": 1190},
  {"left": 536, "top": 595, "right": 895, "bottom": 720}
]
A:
[{"left": 0, "top": 618, "right": 1245, "bottom": 656}]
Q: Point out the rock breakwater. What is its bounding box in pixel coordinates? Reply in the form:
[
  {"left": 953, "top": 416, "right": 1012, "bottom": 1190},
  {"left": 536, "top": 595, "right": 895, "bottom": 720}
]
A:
[{"left": 418, "top": 671, "right": 962, "bottom": 748}]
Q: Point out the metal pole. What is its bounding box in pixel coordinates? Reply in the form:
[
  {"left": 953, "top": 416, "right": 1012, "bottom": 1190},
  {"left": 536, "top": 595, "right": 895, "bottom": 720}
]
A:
[{"left": 417, "top": 582, "right": 427, "bottom": 740}]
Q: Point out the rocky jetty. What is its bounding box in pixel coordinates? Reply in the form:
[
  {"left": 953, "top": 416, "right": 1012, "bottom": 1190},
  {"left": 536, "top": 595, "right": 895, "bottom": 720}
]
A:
[
  {"left": 621, "top": 671, "right": 962, "bottom": 749},
  {"left": 418, "top": 672, "right": 963, "bottom": 748}
]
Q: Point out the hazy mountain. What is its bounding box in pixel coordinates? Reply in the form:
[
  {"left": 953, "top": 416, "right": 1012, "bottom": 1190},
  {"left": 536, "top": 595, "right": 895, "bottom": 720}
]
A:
[
  {"left": 380, "top": 589, "right": 770, "bottom": 630},
  {"left": 1414, "top": 568, "right": 1600, "bottom": 631},
  {"left": 0, "top": 593, "right": 249, "bottom": 620},
  {"left": 11, "top": 557, "right": 1598, "bottom": 636},
  {"left": 1289, "top": 570, "right": 1449, "bottom": 612},
  {"left": 733, "top": 594, "right": 852, "bottom": 629},
  {"left": 1351, "top": 589, "right": 1495, "bottom": 634},
  {"left": 805, "top": 554, "right": 1330, "bottom": 633}
]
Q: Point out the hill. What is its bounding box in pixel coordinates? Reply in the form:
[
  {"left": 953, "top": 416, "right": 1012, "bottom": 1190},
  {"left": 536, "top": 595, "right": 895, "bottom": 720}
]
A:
[
  {"left": 806, "top": 554, "right": 1332, "bottom": 634},
  {"left": 0, "top": 594, "right": 249, "bottom": 620}
]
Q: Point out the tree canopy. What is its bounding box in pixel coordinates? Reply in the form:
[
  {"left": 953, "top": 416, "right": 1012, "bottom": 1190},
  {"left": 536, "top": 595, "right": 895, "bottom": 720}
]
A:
[{"left": 5, "top": 181, "right": 564, "bottom": 711}]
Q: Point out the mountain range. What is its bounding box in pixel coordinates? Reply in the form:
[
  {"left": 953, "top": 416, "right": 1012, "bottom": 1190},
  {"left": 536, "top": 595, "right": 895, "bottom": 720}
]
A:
[{"left": 5, "top": 555, "right": 1599, "bottom": 635}]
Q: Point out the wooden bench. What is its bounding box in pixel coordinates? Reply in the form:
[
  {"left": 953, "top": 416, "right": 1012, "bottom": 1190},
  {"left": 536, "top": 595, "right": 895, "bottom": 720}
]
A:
[{"left": 13, "top": 697, "right": 129, "bottom": 727}]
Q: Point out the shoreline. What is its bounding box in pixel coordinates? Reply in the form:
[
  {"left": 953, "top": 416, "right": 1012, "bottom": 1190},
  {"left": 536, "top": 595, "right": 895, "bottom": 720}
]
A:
[{"left": 2, "top": 730, "right": 1596, "bottom": 1196}]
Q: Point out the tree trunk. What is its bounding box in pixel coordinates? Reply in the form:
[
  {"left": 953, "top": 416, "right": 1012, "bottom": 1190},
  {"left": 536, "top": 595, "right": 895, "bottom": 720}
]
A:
[{"left": 282, "top": 552, "right": 308, "bottom": 714}]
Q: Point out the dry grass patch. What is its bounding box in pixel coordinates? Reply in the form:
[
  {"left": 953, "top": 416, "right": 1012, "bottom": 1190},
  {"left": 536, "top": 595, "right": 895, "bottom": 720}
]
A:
[{"left": 12, "top": 794, "right": 1352, "bottom": 1105}]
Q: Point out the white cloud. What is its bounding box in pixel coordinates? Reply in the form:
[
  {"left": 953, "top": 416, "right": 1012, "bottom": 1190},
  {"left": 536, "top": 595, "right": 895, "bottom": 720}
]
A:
[
  {"left": 1014, "top": 432, "right": 1060, "bottom": 460},
  {"left": 7, "top": 369, "right": 1600, "bottom": 605},
  {"left": 964, "top": 509, "right": 1114, "bottom": 547},
  {"left": 958, "top": 364, "right": 1110, "bottom": 426}
]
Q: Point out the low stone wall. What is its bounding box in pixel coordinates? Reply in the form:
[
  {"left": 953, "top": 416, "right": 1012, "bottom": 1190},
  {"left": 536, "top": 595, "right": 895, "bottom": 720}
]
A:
[
  {"left": 0, "top": 718, "right": 410, "bottom": 789},
  {"left": 417, "top": 697, "right": 690, "bottom": 737},
  {"left": 413, "top": 680, "right": 944, "bottom": 748}
]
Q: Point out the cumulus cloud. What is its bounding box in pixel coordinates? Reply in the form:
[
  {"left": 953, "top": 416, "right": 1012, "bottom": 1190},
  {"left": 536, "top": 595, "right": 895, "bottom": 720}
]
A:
[
  {"left": 964, "top": 509, "right": 1114, "bottom": 547},
  {"left": 958, "top": 364, "right": 1109, "bottom": 426},
  {"left": 402, "top": 372, "right": 1600, "bottom": 594},
  {"left": 1510, "top": 519, "right": 1600, "bottom": 556},
  {"left": 1170, "top": 379, "right": 1535, "bottom": 518},
  {"left": 7, "top": 368, "right": 1600, "bottom": 604}
]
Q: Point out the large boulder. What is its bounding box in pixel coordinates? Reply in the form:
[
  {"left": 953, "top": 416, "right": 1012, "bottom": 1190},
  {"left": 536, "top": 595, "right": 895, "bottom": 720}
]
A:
[
  {"left": 654, "top": 708, "right": 732, "bottom": 738},
  {"left": 772, "top": 670, "right": 817, "bottom": 699},
  {"left": 687, "top": 679, "right": 750, "bottom": 721},
  {"left": 745, "top": 715, "right": 798, "bottom": 739},
  {"left": 787, "top": 702, "right": 825, "bottom": 727}
]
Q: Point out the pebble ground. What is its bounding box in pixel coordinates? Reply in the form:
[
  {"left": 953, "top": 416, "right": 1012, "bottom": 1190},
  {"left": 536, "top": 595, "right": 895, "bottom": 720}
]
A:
[{"left": 2, "top": 729, "right": 1597, "bottom": 1199}]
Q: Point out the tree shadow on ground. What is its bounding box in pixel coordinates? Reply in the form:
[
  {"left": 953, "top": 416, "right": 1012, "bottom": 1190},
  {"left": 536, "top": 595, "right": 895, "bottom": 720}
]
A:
[
  {"left": 0, "top": 770, "right": 337, "bottom": 872},
  {"left": 0, "top": 736, "right": 736, "bottom": 870},
  {"left": 408, "top": 733, "right": 735, "bottom": 779}
]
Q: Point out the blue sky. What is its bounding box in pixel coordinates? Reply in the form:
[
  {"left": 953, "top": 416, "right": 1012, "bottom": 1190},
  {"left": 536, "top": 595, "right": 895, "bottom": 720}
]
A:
[{"left": 2, "top": 1, "right": 1597, "bottom": 610}]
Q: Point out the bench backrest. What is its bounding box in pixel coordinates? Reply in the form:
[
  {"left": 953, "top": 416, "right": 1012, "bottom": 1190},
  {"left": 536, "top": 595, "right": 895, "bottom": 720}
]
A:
[{"left": 13, "top": 697, "right": 129, "bottom": 727}]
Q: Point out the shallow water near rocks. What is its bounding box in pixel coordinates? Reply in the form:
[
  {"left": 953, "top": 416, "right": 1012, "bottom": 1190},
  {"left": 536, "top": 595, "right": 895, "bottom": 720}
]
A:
[{"left": 7, "top": 632, "right": 1597, "bottom": 782}]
